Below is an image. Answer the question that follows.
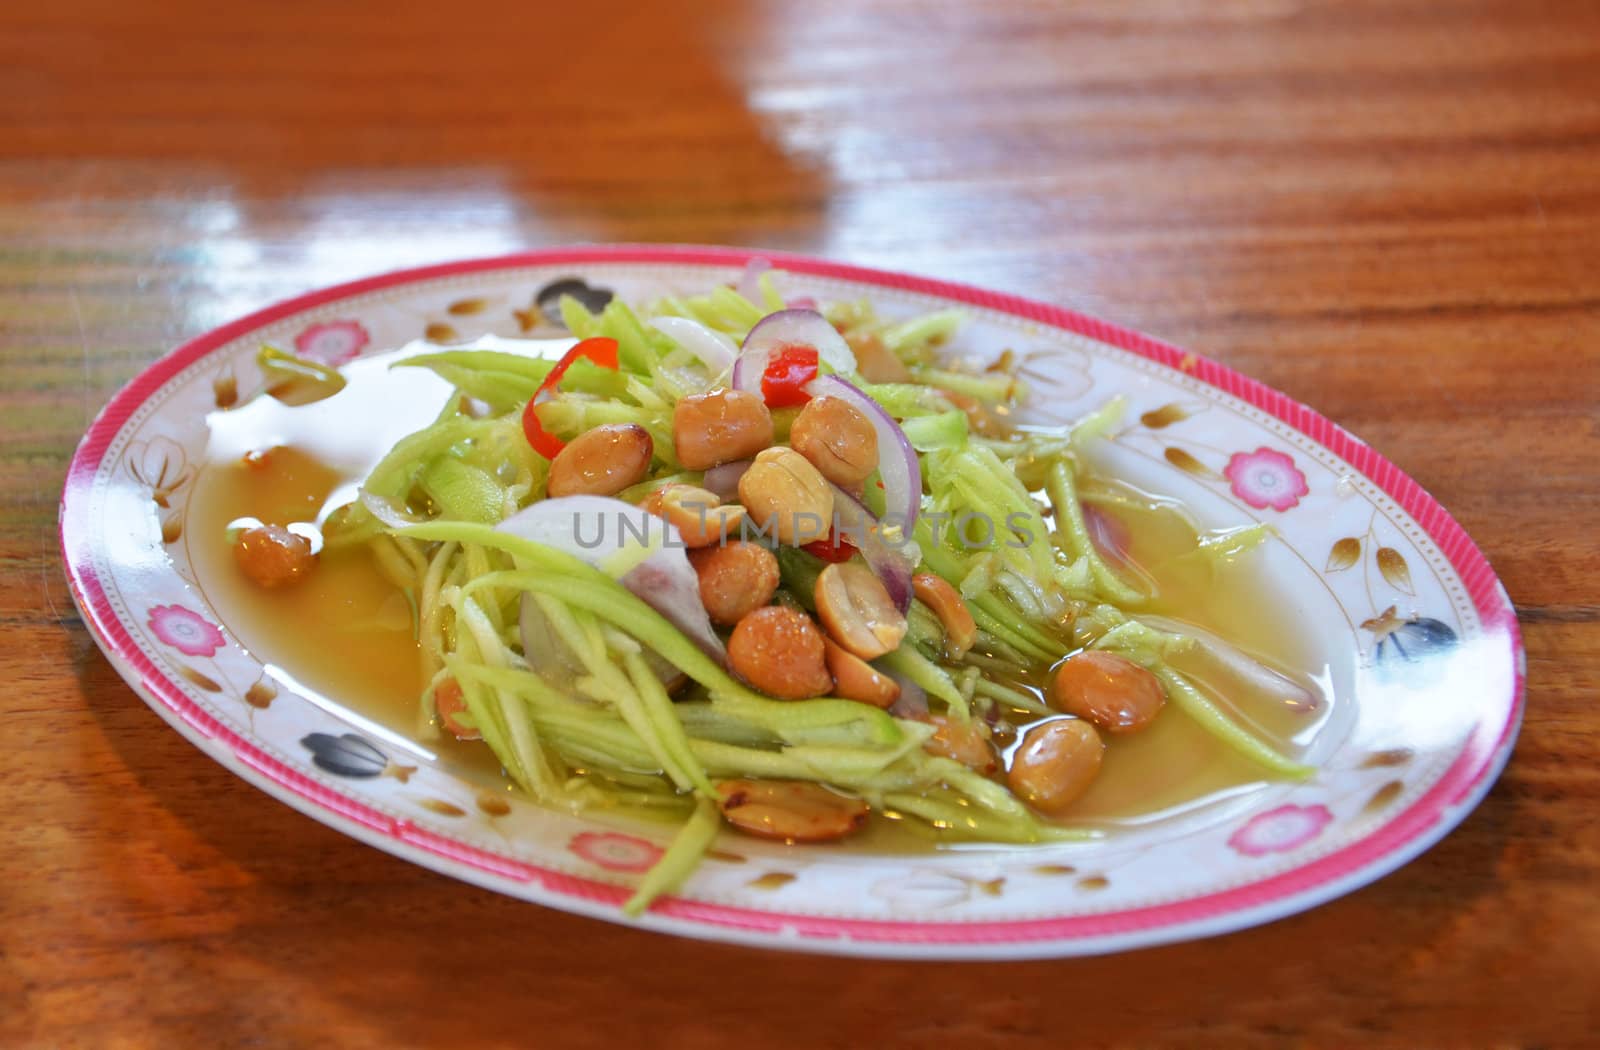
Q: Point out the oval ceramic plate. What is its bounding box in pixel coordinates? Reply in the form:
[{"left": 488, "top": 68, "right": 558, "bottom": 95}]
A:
[{"left": 61, "top": 246, "right": 1522, "bottom": 958}]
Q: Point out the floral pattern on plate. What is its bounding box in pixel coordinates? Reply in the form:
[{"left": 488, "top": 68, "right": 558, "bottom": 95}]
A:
[
  {"left": 570, "top": 832, "right": 665, "bottom": 874},
  {"left": 1224, "top": 446, "right": 1310, "bottom": 511},
  {"left": 294, "top": 319, "right": 371, "bottom": 366},
  {"left": 147, "top": 604, "right": 226, "bottom": 657},
  {"left": 1227, "top": 804, "right": 1335, "bottom": 857}
]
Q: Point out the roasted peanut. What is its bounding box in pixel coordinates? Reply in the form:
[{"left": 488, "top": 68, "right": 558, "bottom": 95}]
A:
[
  {"left": 547, "top": 423, "right": 653, "bottom": 497},
  {"left": 233, "top": 524, "right": 316, "bottom": 588},
  {"left": 814, "top": 561, "right": 907, "bottom": 660},
  {"left": 727, "top": 605, "right": 833, "bottom": 699},
  {"left": 942, "top": 390, "right": 1010, "bottom": 438},
  {"left": 923, "top": 714, "right": 999, "bottom": 775},
  {"left": 844, "top": 330, "right": 912, "bottom": 383},
  {"left": 641, "top": 484, "right": 745, "bottom": 547},
  {"left": 789, "top": 396, "right": 879, "bottom": 487},
  {"left": 688, "top": 541, "right": 780, "bottom": 626},
  {"left": 1008, "top": 719, "right": 1104, "bottom": 815},
  {"left": 672, "top": 388, "right": 774, "bottom": 469},
  {"left": 822, "top": 638, "right": 900, "bottom": 709},
  {"left": 1049, "top": 650, "right": 1166, "bottom": 734},
  {"left": 911, "top": 573, "right": 977, "bottom": 658},
  {"left": 715, "top": 779, "right": 870, "bottom": 843},
  {"left": 737, "top": 446, "right": 834, "bottom": 546}
]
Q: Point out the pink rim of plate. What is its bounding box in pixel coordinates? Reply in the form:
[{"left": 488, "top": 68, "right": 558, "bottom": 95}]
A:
[{"left": 60, "top": 245, "right": 1523, "bottom": 955}]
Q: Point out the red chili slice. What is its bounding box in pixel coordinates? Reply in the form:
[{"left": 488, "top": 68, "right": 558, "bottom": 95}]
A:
[
  {"left": 802, "top": 529, "right": 858, "bottom": 564},
  {"left": 761, "top": 344, "right": 819, "bottom": 408},
  {"left": 521, "top": 336, "right": 621, "bottom": 459},
  {"left": 434, "top": 678, "right": 480, "bottom": 740}
]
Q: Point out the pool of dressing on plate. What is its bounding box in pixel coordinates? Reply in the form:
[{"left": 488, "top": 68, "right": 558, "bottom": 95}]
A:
[{"left": 184, "top": 336, "right": 1333, "bottom": 848}]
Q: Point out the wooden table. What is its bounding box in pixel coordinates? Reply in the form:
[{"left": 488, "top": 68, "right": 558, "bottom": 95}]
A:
[{"left": 6, "top": 1, "right": 1597, "bottom": 1045}]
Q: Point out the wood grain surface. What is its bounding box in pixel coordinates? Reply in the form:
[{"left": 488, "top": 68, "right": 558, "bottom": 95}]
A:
[{"left": 6, "top": 0, "right": 1599, "bottom": 1046}]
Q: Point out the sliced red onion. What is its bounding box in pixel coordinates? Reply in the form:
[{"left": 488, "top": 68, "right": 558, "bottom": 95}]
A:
[
  {"left": 497, "top": 496, "right": 726, "bottom": 665},
  {"left": 1137, "top": 614, "right": 1319, "bottom": 712},
  {"left": 701, "top": 459, "right": 752, "bottom": 500},
  {"left": 788, "top": 295, "right": 818, "bottom": 311},
  {"left": 519, "top": 592, "right": 689, "bottom": 692},
  {"left": 730, "top": 308, "right": 858, "bottom": 394},
  {"left": 518, "top": 591, "right": 587, "bottom": 685},
  {"left": 1083, "top": 500, "right": 1158, "bottom": 595},
  {"left": 648, "top": 315, "right": 737, "bottom": 375},
  {"left": 886, "top": 673, "right": 929, "bottom": 721},
  {"left": 734, "top": 257, "right": 771, "bottom": 302},
  {"left": 830, "top": 484, "right": 917, "bottom": 612},
  {"left": 1082, "top": 502, "right": 1132, "bottom": 567},
  {"left": 806, "top": 373, "right": 921, "bottom": 534},
  {"left": 360, "top": 488, "right": 425, "bottom": 529}
]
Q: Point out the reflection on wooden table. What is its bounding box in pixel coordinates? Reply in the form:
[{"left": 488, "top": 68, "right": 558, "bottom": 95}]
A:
[{"left": 4, "top": 0, "right": 1597, "bottom": 1046}]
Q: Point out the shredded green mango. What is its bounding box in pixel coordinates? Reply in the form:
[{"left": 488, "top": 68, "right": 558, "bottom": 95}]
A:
[{"left": 312, "top": 277, "right": 1322, "bottom": 914}]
